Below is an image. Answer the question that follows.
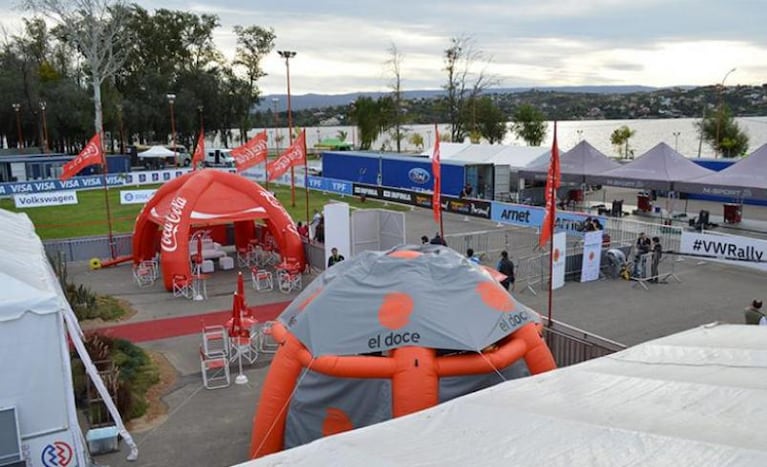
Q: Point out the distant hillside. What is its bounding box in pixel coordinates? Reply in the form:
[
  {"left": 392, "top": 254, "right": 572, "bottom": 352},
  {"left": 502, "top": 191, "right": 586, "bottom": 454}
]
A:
[{"left": 256, "top": 85, "right": 663, "bottom": 111}]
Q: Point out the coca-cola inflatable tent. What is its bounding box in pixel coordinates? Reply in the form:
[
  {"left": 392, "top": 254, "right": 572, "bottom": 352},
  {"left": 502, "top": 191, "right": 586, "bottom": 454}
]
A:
[{"left": 132, "top": 170, "right": 305, "bottom": 291}]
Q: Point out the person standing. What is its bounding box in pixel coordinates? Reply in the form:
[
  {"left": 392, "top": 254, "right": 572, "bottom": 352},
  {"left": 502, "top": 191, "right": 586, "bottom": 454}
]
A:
[
  {"left": 309, "top": 209, "right": 322, "bottom": 239},
  {"left": 296, "top": 221, "right": 309, "bottom": 241},
  {"left": 429, "top": 232, "right": 447, "bottom": 246},
  {"left": 634, "top": 232, "right": 651, "bottom": 278},
  {"left": 327, "top": 247, "right": 345, "bottom": 267},
  {"left": 650, "top": 236, "right": 662, "bottom": 283},
  {"left": 466, "top": 248, "right": 480, "bottom": 264},
  {"left": 420, "top": 235, "right": 429, "bottom": 245},
  {"left": 497, "top": 250, "right": 515, "bottom": 292},
  {"left": 744, "top": 299, "right": 766, "bottom": 325}
]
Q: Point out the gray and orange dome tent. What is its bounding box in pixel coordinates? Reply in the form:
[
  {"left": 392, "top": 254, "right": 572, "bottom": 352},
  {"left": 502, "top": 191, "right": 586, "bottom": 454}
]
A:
[{"left": 250, "top": 245, "right": 556, "bottom": 458}]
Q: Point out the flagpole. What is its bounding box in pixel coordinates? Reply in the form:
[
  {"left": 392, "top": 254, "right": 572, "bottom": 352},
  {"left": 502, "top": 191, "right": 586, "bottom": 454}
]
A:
[
  {"left": 303, "top": 132, "right": 310, "bottom": 226},
  {"left": 546, "top": 121, "right": 558, "bottom": 326},
  {"left": 100, "top": 132, "right": 116, "bottom": 259}
]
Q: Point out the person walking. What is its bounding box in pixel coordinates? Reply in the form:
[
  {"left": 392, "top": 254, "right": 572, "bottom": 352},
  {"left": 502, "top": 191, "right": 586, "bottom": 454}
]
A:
[
  {"left": 634, "top": 232, "right": 651, "bottom": 278},
  {"left": 327, "top": 248, "right": 345, "bottom": 268},
  {"left": 497, "top": 251, "right": 515, "bottom": 292},
  {"left": 420, "top": 235, "right": 429, "bottom": 245},
  {"left": 650, "top": 236, "right": 662, "bottom": 283},
  {"left": 744, "top": 299, "right": 766, "bottom": 325}
]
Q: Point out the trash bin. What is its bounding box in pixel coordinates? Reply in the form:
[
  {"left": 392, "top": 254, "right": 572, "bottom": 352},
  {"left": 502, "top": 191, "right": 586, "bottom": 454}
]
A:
[
  {"left": 637, "top": 193, "right": 651, "bottom": 212},
  {"left": 723, "top": 203, "right": 742, "bottom": 224},
  {"left": 611, "top": 199, "right": 623, "bottom": 217},
  {"left": 568, "top": 189, "right": 584, "bottom": 203}
]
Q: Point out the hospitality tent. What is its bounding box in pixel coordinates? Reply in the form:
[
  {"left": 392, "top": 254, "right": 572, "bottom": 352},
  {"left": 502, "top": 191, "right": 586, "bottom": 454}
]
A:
[
  {"left": 674, "top": 143, "right": 767, "bottom": 200},
  {"left": 137, "top": 145, "right": 176, "bottom": 158},
  {"left": 423, "top": 143, "right": 549, "bottom": 169},
  {"left": 518, "top": 140, "right": 621, "bottom": 183},
  {"left": 241, "top": 323, "right": 767, "bottom": 467},
  {"left": 586, "top": 142, "right": 714, "bottom": 191},
  {"left": 0, "top": 209, "right": 137, "bottom": 465}
]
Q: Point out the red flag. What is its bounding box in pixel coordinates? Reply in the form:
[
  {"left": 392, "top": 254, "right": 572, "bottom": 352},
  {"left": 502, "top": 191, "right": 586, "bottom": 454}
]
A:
[
  {"left": 232, "top": 131, "right": 268, "bottom": 172},
  {"left": 60, "top": 133, "right": 103, "bottom": 181},
  {"left": 192, "top": 132, "right": 205, "bottom": 170},
  {"left": 431, "top": 126, "right": 441, "bottom": 225},
  {"left": 539, "top": 122, "right": 561, "bottom": 247},
  {"left": 267, "top": 130, "right": 306, "bottom": 181}
]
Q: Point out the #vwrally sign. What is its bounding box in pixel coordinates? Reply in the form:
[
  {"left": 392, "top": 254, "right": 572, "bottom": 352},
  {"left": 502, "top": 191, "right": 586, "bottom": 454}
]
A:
[
  {"left": 552, "top": 231, "right": 566, "bottom": 289},
  {"left": 14, "top": 190, "right": 78, "bottom": 208},
  {"left": 580, "top": 230, "right": 602, "bottom": 283},
  {"left": 680, "top": 231, "right": 767, "bottom": 271}
]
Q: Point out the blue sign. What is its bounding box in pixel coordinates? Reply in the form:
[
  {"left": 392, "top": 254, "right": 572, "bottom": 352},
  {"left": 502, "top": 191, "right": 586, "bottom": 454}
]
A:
[
  {"left": 0, "top": 174, "right": 125, "bottom": 197},
  {"left": 491, "top": 201, "right": 605, "bottom": 235},
  {"left": 306, "top": 176, "right": 353, "bottom": 195},
  {"left": 408, "top": 167, "right": 431, "bottom": 185}
]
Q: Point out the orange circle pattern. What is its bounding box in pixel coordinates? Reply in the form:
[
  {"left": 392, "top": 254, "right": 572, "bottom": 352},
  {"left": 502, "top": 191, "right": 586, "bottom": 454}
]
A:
[
  {"left": 322, "top": 407, "right": 354, "bottom": 436},
  {"left": 378, "top": 292, "right": 414, "bottom": 330},
  {"left": 476, "top": 281, "right": 515, "bottom": 312},
  {"left": 388, "top": 250, "right": 423, "bottom": 259},
  {"left": 553, "top": 248, "right": 560, "bottom": 262}
]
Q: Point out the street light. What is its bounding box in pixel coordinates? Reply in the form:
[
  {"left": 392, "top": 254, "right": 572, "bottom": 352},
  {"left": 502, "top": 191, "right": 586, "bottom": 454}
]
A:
[
  {"left": 672, "top": 131, "right": 681, "bottom": 151},
  {"left": 12, "top": 103, "right": 23, "bottom": 149},
  {"left": 40, "top": 101, "right": 49, "bottom": 153},
  {"left": 277, "top": 50, "right": 297, "bottom": 206},
  {"left": 167, "top": 93, "right": 177, "bottom": 166},
  {"left": 715, "top": 67, "right": 736, "bottom": 157}
]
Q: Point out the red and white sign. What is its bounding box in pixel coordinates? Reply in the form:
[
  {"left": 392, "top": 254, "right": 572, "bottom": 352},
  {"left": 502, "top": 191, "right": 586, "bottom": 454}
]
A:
[
  {"left": 160, "top": 195, "right": 188, "bottom": 253},
  {"left": 232, "top": 131, "right": 268, "bottom": 172},
  {"left": 267, "top": 131, "right": 306, "bottom": 181},
  {"left": 60, "top": 133, "right": 103, "bottom": 181}
]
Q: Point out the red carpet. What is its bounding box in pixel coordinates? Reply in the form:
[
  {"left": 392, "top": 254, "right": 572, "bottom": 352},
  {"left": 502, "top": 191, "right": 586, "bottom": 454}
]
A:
[{"left": 91, "top": 301, "right": 290, "bottom": 343}]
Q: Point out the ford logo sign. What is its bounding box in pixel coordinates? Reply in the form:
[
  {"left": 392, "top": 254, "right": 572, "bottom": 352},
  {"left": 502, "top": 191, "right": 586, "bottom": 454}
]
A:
[{"left": 408, "top": 168, "right": 431, "bottom": 184}]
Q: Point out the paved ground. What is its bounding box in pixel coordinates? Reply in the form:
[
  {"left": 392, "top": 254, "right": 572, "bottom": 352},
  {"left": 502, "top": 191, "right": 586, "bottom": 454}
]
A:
[{"left": 73, "top": 190, "right": 767, "bottom": 467}]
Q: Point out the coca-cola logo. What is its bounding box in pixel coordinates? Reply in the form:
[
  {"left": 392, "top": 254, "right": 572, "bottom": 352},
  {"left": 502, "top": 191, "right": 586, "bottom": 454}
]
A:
[
  {"left": 161, "top": 196, "right": 188, "bottom": 252},
  {"left": 72, "top": 141, "right": 100, "bottom": 166},
  {"left": 234, "top": 138, "right": 268, "bottom": 164}
]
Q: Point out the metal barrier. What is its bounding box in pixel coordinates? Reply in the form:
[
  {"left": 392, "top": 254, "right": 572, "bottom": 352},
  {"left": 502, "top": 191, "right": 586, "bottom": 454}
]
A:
[
  {"left": 445, "top": 226, "right": 536, "bottom": 263},
  {"left": 539, "top": 318, "right": 626, "bottom": 367},
  {"left": 604, "top": 217, "right": 683, "bottom": 253},
  {"left": 44, "top": 233, "right": 133, "bottom": 262}
]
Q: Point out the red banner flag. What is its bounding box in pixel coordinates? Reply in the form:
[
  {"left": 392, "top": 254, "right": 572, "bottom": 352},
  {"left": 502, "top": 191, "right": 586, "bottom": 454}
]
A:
[
  {"left": 267, "top": 130, "right": 306, "bottom": 181},
  {"left": 539, "top": 122, "right": 561, "bottom": 247},
  {"left": 60, "top": 133, "right": 103, "bottom": 181},
  {"left": 192, "top": 132, "right": 205, "bottom": 169},
  {"left": 232, "top": 131, "right": 268, "bottom": 172},
  {"left": 431, "top": 126, "right": 441, "bottom": 225}
]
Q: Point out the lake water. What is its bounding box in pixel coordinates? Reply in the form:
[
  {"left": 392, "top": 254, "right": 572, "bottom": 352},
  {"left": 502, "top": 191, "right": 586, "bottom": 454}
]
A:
[{"left": 227, "top": 116, "right": 767, "bottom": 159}]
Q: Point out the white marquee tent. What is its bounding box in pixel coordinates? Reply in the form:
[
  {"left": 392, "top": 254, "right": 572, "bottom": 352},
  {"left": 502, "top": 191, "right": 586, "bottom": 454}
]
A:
[
  {"left": 0, "top": 209, "right": 137, "bottom": 465},
  {"left": 243, "top": 323, "right": 767, "bottom": 467},
  {"left": 137, "top": 145, "right": 176, "bottom": 158},
  {"left": 422, "top": 142, "right": 549, "bottom": 169}
]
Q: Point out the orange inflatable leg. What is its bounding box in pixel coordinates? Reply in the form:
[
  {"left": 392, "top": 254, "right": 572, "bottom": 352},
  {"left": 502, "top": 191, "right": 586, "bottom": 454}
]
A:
[
  {"left": 250, "top": 334, "right": 303, "bottom": 459},
  {"left": 391, "top": 347, "right": 439, "bottom": 417},
  {"left": 514, "top": 323, "right": 557, "bottom": 374}
]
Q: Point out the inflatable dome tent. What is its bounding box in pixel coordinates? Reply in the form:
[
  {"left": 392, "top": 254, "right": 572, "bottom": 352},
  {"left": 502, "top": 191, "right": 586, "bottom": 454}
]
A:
[
  {"left": 131, "top": 169, "right": 305, "bottom": 291},
  {"left": 250, "top": 245, "right": 556, "bottom": 458}
]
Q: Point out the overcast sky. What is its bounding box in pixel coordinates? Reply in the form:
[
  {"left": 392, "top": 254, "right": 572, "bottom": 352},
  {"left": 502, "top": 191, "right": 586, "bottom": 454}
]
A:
[{"left": 3, "top": 0, "right": 765, "bottom": 95}]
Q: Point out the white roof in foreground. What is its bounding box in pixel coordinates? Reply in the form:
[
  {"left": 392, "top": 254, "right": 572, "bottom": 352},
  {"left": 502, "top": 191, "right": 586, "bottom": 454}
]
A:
[
  {"left": 0, "top": 209, "right": 65, "bottom": 322},
  {"left": 243, "top": 323, "right": 767, "bottom": 467}
]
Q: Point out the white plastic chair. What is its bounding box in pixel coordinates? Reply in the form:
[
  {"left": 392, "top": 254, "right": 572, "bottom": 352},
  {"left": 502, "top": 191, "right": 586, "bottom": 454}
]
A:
[
  {"left": 200, "top": 325, "right": 230, "bottom": 389},
  {"left": 251, "top": 268, "right": 274, "bottom": 292},
  {"left": 252, "top": 321, "right": 279, "bottom": 354},
  {"left": 277, "top": 269, "right": 302, "bottom": 294},
  {"left": 133, "top": 261, "right": 156, "bottom": 287}
]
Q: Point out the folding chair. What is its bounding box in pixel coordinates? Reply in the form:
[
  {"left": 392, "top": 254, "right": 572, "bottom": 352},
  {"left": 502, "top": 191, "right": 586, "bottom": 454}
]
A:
[
  {"left": 229, "top": 335, "right": 258, "bottom": 365},
  {"left": 277, "top": 269, "right": 302, "bottom": 294},
  {"left": 172, "top": 274, "right": 193, "bottom": 299},
  {"left": 237, "top": 248, "right": 251, "bottom": 269},
  {"left": 252, "top": 321, "right": 280, "bottom": 354},
  {"left": 251, "top": 268, "right": 274, "bottom": 292},
  {"left": 133, "top": 262, "right": 156, "bottom": 287},
  {"left": 200, "top": 325, "right": 230, "bottom": 389}
]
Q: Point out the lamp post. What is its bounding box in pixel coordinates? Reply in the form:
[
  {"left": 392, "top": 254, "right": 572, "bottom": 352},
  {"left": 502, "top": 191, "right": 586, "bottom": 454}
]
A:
[
  {"left": 715, "top": 67, "right": 736, "bottom": 157},
  {"left": 278, "top": 50, "right": 297, "bottom": 206},
  {"left": 12, "top": 103, "right": 23, "bottom": 149},
  {"left": 167, "top": 93, "right": 177, "bottom": 166},
  {"left": 673, "top": 131, "right": 680, "bottom": 151},
  {"left": 117, "top": 104, "right": 125, "bottom": 155},
  {"left": 40, "top": 101, "right": 49, "bottom": 153}
]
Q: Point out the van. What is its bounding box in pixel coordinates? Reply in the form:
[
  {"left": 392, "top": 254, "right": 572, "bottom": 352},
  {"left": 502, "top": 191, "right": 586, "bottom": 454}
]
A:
[{"left": 202, "top": 149, "right": 235, "bottom": 167}]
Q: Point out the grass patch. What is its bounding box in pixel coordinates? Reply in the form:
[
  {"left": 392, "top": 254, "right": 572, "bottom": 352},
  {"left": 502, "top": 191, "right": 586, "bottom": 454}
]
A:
[{"left": 2, "top": 178, "right": 405, "bottom": 240}]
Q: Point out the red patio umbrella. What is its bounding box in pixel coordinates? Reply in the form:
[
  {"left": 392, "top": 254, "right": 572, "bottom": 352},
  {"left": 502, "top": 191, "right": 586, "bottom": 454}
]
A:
[
  {"left": 229, "top": 292, "right": 242, "bottom": 337},
  {"left": 237, "top": 271, "right": 251, "bottom": 318}
]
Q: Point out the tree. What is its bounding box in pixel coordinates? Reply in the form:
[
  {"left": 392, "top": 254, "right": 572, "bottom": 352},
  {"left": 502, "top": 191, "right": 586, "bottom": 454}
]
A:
[
  {"left": 695, "top": 105, "right": 749, "bottom": 158},
  {"left": 233, "top": 25, "right": 275, "bottom": 140},
  {"left": 336, "top": 130, "right": 347, "bottom": 142},
  {"left": 349, "top": 96, "right": 380, "bottom": 150},
  {"left": 474, "top": 96, "right": 507, "bottom": 144},
  {"left": 442, "top": 35, "right": 497, "bottom": 143},
  {"left": 510, "top": 104, "right": 546, "bottom": 146},
  {"left": 409, "top": 132, "right": 424, "bottom": 151},
  {"left": 610, "top": 125, "right": 636, "bottom": 159},
  {"left": 25, "top": 0, "right": 131, "bottom": 141},
  {"left": 385, "top": 42, "right": 405, "bottom": 152}
]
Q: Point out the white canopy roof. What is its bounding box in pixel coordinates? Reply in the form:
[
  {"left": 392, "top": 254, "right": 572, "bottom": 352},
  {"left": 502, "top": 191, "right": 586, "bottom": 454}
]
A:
[
  {"left": 422, "top": 143, "right": 549, "bottom": 168},
  {"left": 137, "top": 145, "right": 176, "bottom": 158},
  {"left": 244, "top": 323, "right": 767, "bottom": 467}
]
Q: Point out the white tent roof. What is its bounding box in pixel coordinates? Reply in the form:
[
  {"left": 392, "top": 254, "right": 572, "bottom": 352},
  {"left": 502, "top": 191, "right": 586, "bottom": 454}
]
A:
[
  {"left": 422, "top": 143, "right": 549, "bottom": 168},
  {"left": 137, "top": 145, "right": 176, "bottom": 158},
  {"left": 0, "top": 209, "right": 64, "bottom": 322},
  {"left": 244, "top": 323, "right": 767, "bottom": 466}
]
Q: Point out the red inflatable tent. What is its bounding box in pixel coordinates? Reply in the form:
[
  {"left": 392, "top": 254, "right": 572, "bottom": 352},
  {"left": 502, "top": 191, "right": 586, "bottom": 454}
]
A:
[{"left": 132, "top": 170, "right": 305, "bottom": 291}]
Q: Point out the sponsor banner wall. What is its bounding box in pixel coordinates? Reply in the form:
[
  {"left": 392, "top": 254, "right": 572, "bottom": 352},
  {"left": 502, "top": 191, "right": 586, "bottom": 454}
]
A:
[
  {"left": 120, "top": 189, "right": 158, "bottom": 205},
  {"left": 580, "top": 230, "right": 603, "bottom": 282},
  {"left": 490, "top": 201, "right": 604, "bottom": 235},
  {"left": 552, "top": 231, "right": 566, "bottom": 289},
  {"left": 14, "top": 190, "right": 78, "bottom": 208},
  {"left": 0, "top": 174, "right": 126, "bottom": 197},
  {"left": 680, "top": 231, "right": 767, "bottom": 271},
  {"left": 352, "top": 183, "right": 492, "bottom": 220}
]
